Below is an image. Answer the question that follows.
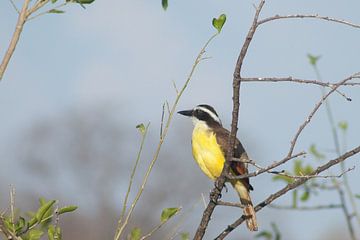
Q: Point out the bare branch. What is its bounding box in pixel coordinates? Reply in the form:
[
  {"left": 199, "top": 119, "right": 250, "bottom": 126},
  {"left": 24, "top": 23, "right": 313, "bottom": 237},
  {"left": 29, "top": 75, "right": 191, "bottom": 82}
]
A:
[
  {"left": 229, "top": 152, "right": 305, "bottom": 180},
  {"left": 0, "top": 0, "right": 31, "bottom": 80},
  {"left": 217, "top": 201, "right": 245, "bottom": 208},
  {"left": 241, "top": 76, "right": 360, "bottom": 87},
  {"left": 26, "top": 0, "right": 50, "bottom": 17},
  {"left": 287, "top": 74, "right": 356, "bottom": 157},
  {"left": 215, "top": 145, "right": 360, "bottom": 239},
  {"left": 269, "top": 204, "right": 342, "bottom": 210},
  {"left": 193, "top": 1, "right": 266, "bottom": 239},
  {"left": 258, "top": 14, "right": 360, "bottom": 29}
]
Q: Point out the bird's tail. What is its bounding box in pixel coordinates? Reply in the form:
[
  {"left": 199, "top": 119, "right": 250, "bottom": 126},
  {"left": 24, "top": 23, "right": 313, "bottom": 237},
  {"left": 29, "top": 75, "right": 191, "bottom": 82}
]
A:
[{"left": 232, "top": 180, "right": 258, "bottom": 231}]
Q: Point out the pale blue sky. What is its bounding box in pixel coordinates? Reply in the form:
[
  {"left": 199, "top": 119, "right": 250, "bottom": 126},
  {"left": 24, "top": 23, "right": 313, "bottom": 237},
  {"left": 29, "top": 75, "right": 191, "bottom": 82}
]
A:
[{"left": 1, "top": 0, "right": 360, "bottom": 239}]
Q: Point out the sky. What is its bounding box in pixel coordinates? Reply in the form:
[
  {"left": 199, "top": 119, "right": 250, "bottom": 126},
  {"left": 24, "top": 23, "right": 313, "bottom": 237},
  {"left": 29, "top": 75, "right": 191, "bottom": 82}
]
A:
[{"left": 0, "top": 0, "right": 360, "bottom": 239}]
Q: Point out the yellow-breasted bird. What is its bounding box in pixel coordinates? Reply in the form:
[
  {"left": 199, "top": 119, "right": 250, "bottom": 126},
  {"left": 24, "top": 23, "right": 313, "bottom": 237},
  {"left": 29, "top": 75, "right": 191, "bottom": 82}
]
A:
[{"left": 178, "top": 104, "right": 258, "bottom": 231}]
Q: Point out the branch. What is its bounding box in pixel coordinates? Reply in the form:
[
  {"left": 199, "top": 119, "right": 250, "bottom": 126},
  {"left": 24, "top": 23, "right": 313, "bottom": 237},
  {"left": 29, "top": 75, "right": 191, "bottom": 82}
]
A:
[
  {"left": 258, "top": 14, "right": 360, "bottom": 29},
  {"left": 215, "top": 145, "right": 360, "bottom": 239},
  {"left": 228, "top": 152, "right": 305, "bottom": 180},
  {"left": 241, "top": 76, "right": 360, "bottom": 87},
  {"left": 193, "top": 1, "right": 266, "bottom": 239},
  {"left": 269, "top": 204, "right": 342, "bottom": 210},
  {"left": 0, "top": 0, "right": 31, "bottom": 80},
  {"left": 287, "top": 74, "right": 357, "bottom": 157}
]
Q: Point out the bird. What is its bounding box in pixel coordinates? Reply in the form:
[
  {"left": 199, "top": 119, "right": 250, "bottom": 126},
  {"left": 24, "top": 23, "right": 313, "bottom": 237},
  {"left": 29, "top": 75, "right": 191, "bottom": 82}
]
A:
[{"left": 178, "top": 104, "right": 258, "bottom": 231}]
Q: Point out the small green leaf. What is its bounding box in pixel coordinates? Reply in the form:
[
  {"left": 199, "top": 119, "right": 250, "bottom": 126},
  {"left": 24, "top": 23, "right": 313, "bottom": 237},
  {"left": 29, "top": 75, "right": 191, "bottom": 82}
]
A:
[
  {"left": 338, "top": 121, "right": 348, "bottom": 131},
  {"left": 28, "top": 229, "right": 44, "bottom": 240},
  {"left": 293, "top": 160, "right": 303, "bottom": 175},
  {"left": 307, "top": 54, "right": 321, "bottom": 66},
  {"left": 58, "top": 205, "right": 78, "bottom": 214},
  {"left": 303, "top": 165, "right": 314, "bottom": 175},
  {"left": 36, "top": 200, "right": 56, "bottom": 223},
  {"left": 355, "top": 194, "right": 360, "bottom": 199},
  {"left": 272, "top": 174, "right": 293, "bottom": 184},
  {"left": 136, "top": 123, "right": 146, "bottom": 135},
  {"left": 28, "top": 216, "right": 38, "bottom": 228},
  {"left": 48, "top": 9, "right": 65, "bottom": 14},
  {"left": 292, "top": 190, "right": 297, "bottom": 208},
  {"left": 270, "top": 222, "right": 281, "bottom": 240},
  {"left": 3, "top": 217, "right": 14, "bottom": 232},
  {"left": 255, "top": 231, "right": 272, "bottom": 240},
  {"left": 309, "top": 144, "right": 325, "bottom": 159},
  {"left": 51, "top": 0, "right": 58, "bottom": 3},
  {"left": 160, "top": 207, "right": 180, "bottom": 223},
  {"left": 162, "top": 0, "right": 168, "bottom": 10},
  {"left": 15, "top": 216, "right": 26, "bottom": 233},
  {"left": 48, "top": 225, "right": 62, "bottom": 240},
  {"left": 128, "top": 227, "right": 141, "bottom": 240},
  {"left": 180, "top": 232, "right": 190, "bottom": 240},
  {"left": 212, "top": 14, "right": 226, "bottom": 33},
  {"left": 300, "top": 191, "right": 310, "bottom": 202}
]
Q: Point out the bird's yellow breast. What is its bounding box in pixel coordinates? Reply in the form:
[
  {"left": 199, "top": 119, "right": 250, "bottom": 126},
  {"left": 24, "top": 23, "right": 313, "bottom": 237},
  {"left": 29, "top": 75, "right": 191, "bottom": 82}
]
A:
[{"left": 191, "top": 122, "right": 225, "bottom": 180}]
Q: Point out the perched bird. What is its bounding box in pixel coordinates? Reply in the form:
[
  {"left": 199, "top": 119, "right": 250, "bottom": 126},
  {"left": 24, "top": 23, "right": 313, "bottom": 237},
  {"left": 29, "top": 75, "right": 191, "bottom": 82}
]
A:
[{"left": 178, "top": 104, "right": 258, "bottom": 231}]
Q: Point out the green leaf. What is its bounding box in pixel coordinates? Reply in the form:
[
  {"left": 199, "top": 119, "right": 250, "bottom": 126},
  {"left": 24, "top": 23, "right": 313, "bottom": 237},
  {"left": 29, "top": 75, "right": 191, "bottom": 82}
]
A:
[
  {"left": 270, "top": 222, "right": 281, "bottom": 240},
  {"left": 338, "top": 121, "right": 348, "bottom": 131},
  {"left": 212, "top": 14, "right": 226, "bottom": 33},
  {"left": 292, "top": 190, "right": 297, "bottom": 208},
  {"left": 35, "top": 200, "right": 56, "bottom": 224},
  {"left": 162, "top": 0, "right": 168, "bottom": 10},
  {"left": 58, "top": 205, "right": 78, "bottom": 214},
  {"left": 300, "top": 191, "right": 310, "bottom": 202},
  {"left": 160, "top": 207, "right": 180, "bottom": 223},
  {"left": 309, "top": 144, "right": 325, "bottom": 159},
  {"left": 303, "top": 165, "right": 314, "bottom": 175},
  {"left": 293, "top": 160, "right": 303, "bottom": 175},
  {"left": 272, "top": 174, "right": 293, "bottom": 184},
  {"left": 3, "top": 217, "right": 14, "bottom": 232},
  {"left": 136, "top": 123, "right": 146, "bottom": 135},
  {"left": 28, "top": 229, "right": 44, "bottom": 240},
  {"left": 48, "top": 9, "right": 65, "bottom": 14},
  {"left": 51, "top": 0, "right": 58, "bottom": 3},
  {"left": 128, "top": 227, "right": 141, "bottom": 240},
  {"left": 355, "top": 194, "right": 360, "bottom": 199},
  {"left": 48, "top": 225, "right": 62, "bottom": 240},
  {"left": 180, "top": 232, "right": 190, "bottom": 240},
  {"left": 307, "top": 54, "right": 321, "bottom": 66},
  {"left": 28, "top": 216, "right": 38, "bottom": 228},
  {"left": 255, "top": 231, "right": 272, "bottom": 240},
  {"left": 15, "top": 216, "right": 26, "bottom": 234}
]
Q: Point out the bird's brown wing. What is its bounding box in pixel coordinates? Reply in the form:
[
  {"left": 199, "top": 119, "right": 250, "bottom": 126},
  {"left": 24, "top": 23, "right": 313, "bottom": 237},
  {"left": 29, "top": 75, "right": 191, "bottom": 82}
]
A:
[{"left": 214, "top": 126, "right": 253, "bottom": 191}]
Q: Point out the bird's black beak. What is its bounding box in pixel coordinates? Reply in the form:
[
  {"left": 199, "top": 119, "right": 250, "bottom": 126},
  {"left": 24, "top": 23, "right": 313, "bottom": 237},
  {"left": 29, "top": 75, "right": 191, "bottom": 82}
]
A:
[{"left": 177, "top": 109, "right": 193, "bottom": 117}]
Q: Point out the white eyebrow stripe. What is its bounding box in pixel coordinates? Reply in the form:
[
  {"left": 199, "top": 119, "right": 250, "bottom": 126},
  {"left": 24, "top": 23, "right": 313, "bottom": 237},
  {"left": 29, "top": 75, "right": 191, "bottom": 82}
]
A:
[{"left": 194, "top": 106, "right": 222, "bottom": 125}]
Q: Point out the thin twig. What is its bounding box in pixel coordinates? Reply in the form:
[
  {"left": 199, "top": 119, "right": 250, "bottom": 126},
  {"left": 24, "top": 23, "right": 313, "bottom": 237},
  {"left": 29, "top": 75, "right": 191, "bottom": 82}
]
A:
[
  {"left": 0, "top": 0, "right": 31, "bottom": 81},
  {"left": 258, "top": 14, "right": 360, "bottom": 29},
  {"left": 115, "top": 123, "right": 150, "bottom": 236},
  {"left": 229, "top": 152, "right": 305, "bottom": 180},
  {"left": 140, "top": 208, "right": 181, "bottom": 240},
  {"left": 10, "top": 186, "right": 15, "bottom": 232},
  {"left": 26, "top": 0, "right": 50, "bottom": 17},
  {"left": 217, "top": 201, "right": 245, "bottom": 208},
  {"left": 215, "top": 145, "right": 360, "bottom": 239},
  {"left": 27, "top": 2, "right": 68, "bottom": 21},
  {"left": 160, "top": 103, "right": 165, "bottom": 139},
  {"left": 9, "top": 0, "right": 20, "bottom": 14},
  {"left": 114, "top": 32, "right": 219, "bottom": 240},
  {"left": 269, "top": 204, "right": 342, "bottom": 210},
  {"left": 241, "top": 75, "right": 360, "bottom": 101},
  {"left": 230, "top": 158, "right": 354, "bottom": 180},
  {"left": 287, "top": 74, "right": 356, "bottom": 157}
]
